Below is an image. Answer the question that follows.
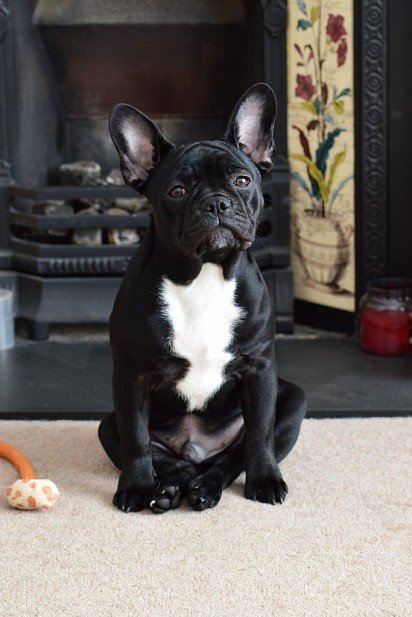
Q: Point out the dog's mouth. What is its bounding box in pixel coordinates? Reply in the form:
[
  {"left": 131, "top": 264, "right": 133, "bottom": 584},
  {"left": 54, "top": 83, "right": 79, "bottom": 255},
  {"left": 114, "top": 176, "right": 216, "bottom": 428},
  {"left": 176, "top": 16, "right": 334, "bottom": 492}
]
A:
[{"left": 194, "top": 224, "right": 254, "bottom": 256}]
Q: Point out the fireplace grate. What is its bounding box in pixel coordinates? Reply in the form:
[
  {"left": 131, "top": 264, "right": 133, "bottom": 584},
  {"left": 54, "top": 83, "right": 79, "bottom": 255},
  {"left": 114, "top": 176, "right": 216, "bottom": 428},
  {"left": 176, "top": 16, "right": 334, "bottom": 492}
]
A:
[{"left": 9, "top": 178, "right": 290, "bottom": 277}]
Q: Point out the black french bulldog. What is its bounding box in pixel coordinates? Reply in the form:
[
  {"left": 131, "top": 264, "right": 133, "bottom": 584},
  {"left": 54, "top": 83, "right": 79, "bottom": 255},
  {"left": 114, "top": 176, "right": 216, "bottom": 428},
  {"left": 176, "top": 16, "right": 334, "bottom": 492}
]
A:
[{"left": 98, "top": 83, "right": 306, "bottom": 513}]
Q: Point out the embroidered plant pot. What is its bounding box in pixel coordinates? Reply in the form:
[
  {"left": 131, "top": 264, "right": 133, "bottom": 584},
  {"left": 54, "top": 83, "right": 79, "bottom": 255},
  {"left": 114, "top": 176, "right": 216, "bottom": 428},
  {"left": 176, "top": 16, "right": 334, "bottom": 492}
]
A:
[{"left": 293, "top": 212, "right": 352, "bottom": 293}]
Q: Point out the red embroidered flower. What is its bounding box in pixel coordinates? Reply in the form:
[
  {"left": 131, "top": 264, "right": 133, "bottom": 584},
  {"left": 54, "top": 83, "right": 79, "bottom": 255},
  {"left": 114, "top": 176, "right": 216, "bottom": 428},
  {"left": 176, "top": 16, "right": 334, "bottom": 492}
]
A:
[
  {"left": 295, "top": 75, "right": 315, "bottom": 100},
  {"left": 326, "top": 14, "right": 347, "bottom": 43},
  {"left": 337, "top": 38, "right": 347, "bottom": 67}
]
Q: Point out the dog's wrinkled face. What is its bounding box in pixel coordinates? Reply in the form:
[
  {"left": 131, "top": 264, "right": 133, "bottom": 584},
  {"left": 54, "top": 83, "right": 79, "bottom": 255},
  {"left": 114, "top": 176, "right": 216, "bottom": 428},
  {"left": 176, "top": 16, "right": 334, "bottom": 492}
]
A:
[
  {"left": 147, "top": 141, "right": 263, "bottom": 256},
  {"left": 109, "top": 84, "right": 277, "bottom": 258}
]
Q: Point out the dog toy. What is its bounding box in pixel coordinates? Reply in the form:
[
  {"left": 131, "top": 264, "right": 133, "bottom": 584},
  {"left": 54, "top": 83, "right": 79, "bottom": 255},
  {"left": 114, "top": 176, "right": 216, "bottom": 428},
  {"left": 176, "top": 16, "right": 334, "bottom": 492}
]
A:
[{"left": 0, "top": 440, "right": 59, "bottom": 510}]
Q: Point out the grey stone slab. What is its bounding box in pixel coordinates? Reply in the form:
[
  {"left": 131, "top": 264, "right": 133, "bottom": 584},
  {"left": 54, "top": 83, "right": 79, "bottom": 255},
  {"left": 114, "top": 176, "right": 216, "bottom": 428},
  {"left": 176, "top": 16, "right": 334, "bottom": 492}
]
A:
[
  {"left": 0, "top": 338, "right": 410, "bottom": 418},
  {"left": 276, "top": 338, "right": 412, "bottom": 416}
]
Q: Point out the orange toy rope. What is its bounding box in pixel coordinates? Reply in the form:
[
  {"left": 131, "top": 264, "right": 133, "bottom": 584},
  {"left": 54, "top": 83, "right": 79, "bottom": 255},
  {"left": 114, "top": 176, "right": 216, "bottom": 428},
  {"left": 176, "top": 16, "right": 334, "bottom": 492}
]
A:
[{"left": 0, "top": 440, "right": 35, "bottom": 480}]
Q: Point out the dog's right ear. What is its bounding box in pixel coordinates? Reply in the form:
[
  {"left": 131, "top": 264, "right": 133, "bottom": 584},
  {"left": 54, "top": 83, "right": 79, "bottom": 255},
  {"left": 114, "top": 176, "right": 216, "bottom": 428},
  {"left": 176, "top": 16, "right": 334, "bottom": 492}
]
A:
[{"left": 109, "top": 104, "right": 174, "bottom": 191}]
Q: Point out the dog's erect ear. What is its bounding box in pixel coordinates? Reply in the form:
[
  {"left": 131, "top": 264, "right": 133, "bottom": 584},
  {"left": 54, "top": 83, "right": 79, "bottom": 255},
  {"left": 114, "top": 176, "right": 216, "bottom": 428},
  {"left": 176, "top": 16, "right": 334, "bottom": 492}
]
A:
[
  {"left": 109, "top": 104, "right": 174, "bottom": 191},
  {"left": 224, "top": 83, "right": 277, "bottom": 173}
]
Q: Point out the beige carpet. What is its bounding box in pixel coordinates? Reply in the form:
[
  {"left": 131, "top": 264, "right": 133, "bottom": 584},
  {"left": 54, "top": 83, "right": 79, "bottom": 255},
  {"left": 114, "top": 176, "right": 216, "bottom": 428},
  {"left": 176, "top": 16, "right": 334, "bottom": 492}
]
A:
[{"left": 0, "top": 418, "right": 410, "bottom": 617}]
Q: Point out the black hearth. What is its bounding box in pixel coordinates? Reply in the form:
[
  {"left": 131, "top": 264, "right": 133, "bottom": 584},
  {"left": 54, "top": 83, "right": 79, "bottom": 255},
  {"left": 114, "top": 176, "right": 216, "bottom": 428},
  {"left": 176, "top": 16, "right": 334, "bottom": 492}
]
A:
[{"left": 0, "top": 0, "right": 293, "bottom": 339}]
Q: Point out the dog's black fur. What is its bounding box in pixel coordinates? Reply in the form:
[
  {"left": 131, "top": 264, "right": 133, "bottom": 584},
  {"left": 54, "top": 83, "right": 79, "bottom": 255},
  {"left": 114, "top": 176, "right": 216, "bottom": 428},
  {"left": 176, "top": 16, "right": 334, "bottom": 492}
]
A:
[{"left": 98, "top": 84, "right": 306, "bottom": 513}]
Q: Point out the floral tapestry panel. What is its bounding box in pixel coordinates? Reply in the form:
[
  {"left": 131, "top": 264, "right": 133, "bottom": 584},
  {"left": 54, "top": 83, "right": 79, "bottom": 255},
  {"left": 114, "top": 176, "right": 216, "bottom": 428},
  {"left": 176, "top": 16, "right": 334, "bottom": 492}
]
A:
[{"left": 288, "top": 0, "right": 355, "bottom": 311}]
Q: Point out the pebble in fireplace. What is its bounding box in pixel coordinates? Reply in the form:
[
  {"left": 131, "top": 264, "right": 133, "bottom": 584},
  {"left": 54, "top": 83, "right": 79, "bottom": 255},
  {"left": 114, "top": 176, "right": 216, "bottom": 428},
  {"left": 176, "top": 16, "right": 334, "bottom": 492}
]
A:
[{"left": 19, "top": 160, "right": 149, "bottom": 249}]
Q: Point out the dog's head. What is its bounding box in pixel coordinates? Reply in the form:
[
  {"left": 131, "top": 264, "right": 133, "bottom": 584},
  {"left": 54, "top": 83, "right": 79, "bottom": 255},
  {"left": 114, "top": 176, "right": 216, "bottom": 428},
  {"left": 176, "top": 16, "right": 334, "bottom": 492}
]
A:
[{"left": 109, "top": 83, "right": 277, "bottom": 258}]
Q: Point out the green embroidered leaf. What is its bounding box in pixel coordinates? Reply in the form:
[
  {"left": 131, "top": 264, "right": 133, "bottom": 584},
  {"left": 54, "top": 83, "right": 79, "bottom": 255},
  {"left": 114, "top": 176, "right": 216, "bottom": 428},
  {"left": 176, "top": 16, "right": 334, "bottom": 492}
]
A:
[
  {"left": 297, "top": 0, "right": 307, "bottom": 16},
  {"left": 327, "top": 146, "right": 347, "bottom": 195},
  {"left": 291, "top": 172, "right": 312, "bottom": 196},
  {"left": 297, "top": 18, "right": 312, "bottom": 30},
  {"left": 329, "top": 175, "right": 354, "bottom": 209},
  {"left": 332, "top": 99, "right": 345, "bottom": 114},
  {"left": 300, "top": 100, "right": 317, "bottom": 115},
  {"left": 310, "top": 6, "right": 319, "bottom": 23},
  {"left": 312, "top": 97, "right": 321, "bottom": 115},
  {"left": 291, "top": 154, "right": 328, "bottom": 203},
  {"left": 336, "top": 87, "right": 351, "bottom": 99},
  {"left": 315, "top": 128, "right": 345, "bottom": 175}
]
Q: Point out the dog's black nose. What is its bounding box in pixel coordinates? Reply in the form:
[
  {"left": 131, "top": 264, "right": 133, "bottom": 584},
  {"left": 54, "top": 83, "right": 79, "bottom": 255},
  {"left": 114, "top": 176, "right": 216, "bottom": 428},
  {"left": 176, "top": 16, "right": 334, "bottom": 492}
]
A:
[{"left": 200, "top": 195, "right": 231, "bottom": 215}]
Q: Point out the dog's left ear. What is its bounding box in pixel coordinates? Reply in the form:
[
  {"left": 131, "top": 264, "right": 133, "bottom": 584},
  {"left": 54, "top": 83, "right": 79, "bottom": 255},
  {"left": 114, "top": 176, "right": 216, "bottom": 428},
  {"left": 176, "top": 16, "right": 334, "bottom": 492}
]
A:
[
  {"left": 224, "top": 83, "right": 277, "bottom": 173},
  {"left": 109, "top": 104, "right": 174, "bottom": 191}
]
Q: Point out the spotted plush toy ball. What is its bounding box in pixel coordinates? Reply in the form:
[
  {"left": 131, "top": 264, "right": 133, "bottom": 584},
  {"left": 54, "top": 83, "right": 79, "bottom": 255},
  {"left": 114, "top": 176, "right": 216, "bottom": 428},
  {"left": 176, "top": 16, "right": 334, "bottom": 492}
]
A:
[{"left": 5, "top": 478, "right": 60, "bottom": 510}]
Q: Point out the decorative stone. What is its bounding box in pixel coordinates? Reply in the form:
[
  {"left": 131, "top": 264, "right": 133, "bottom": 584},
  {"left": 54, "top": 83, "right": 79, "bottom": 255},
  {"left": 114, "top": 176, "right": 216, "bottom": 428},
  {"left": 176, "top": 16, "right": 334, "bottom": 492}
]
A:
[
  {"left": 72, "top": 207, "right": 102, "bottom": 246},
  {"left": 31, "top": 201, "right": 74, "bottom": 241},
  {"left": 71, "top": 199, "right": 107, "bottom": 214},
  {"left": 59, "top": 160, "right": 102, "bottom": 186},
  {"left": 106, "top": 207, "right": 140, "bottom": 246},
  {"left": 32, "top": 201, "right": 74, "bottom": 216},
  {"left": 106, "top": 168, "right": 125, "bottom": 186}
]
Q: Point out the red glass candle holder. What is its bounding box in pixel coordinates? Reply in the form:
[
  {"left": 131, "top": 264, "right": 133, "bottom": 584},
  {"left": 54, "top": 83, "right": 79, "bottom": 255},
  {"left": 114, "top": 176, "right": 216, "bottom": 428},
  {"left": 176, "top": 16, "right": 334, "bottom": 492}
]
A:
[{"left": 359, "top": 278, "right": 412, "bottom": 355}]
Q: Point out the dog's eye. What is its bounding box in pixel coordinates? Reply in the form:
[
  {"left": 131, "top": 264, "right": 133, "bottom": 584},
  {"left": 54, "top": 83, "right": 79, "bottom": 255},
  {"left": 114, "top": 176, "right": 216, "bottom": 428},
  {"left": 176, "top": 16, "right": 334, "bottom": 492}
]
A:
[
  {"left": 235, "top": 176, "right": 251, "bottom": 188},
  {"left": 169, "top": 185, "right": 186, "bottom": 198}
]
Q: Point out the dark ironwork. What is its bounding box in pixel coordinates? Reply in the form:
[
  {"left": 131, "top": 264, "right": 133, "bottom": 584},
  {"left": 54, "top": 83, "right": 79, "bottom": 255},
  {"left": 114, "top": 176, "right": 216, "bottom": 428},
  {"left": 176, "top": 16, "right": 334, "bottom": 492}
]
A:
[
  {"left": 261, "top": 0, "right": 288, "bottom": 162},
  {"left": 356, "top": 0, "right": 388, "bottom": 297}
]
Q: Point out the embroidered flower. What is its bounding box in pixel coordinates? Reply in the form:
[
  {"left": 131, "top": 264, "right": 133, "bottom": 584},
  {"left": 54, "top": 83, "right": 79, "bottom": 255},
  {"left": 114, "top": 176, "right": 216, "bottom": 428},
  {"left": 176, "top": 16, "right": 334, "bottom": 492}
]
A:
[
  {"left": 326, "top": 14, "right": 347, "bottom": 43},
  {"left": 295, "top": 74, "right": 315, "bottom": 100},
  {"left": 337, "top": 38, "right": 347, "bottom": 67}
]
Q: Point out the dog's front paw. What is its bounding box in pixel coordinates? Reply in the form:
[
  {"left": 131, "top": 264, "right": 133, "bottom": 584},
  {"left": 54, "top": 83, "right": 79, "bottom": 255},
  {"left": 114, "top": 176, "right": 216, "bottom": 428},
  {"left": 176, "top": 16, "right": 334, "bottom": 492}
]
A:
[
  {"left": 149, "top": 482, "right": 181, "bottom": 514},
  {"left": 187, "top": 472, "right": 223, "bottom": 511},
  {"left": 245, "top": 474, "right": 288, "bottom": 505},
  {"left": 113, "top": 482, "right": 181, "bottom": 514},
  {"left": 113, "top": 487, "right": 150, "bottom": 513}
]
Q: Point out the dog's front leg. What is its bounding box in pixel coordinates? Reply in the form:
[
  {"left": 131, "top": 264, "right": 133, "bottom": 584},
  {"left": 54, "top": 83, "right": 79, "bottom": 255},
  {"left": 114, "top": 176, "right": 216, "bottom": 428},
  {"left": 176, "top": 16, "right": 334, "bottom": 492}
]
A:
[
  {"left": 112, "top": 369, "right": 154, "bottom": 512},
  {"left": 240, "top": 360, "right": 288, "bottom": 505}
]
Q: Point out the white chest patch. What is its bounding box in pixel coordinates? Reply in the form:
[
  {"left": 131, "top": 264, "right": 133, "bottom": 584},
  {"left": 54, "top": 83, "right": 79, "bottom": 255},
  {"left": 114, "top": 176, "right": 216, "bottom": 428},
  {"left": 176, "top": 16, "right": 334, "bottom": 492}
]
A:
[{"left": 160, "top": 263, "right": 243, "bottom": 412}]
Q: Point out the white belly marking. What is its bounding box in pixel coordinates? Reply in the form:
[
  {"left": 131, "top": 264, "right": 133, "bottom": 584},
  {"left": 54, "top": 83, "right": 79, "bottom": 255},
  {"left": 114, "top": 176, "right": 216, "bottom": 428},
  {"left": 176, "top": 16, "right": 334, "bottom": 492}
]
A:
[{"left": 160, "top": 263, "right": 243, "bottom": 411}]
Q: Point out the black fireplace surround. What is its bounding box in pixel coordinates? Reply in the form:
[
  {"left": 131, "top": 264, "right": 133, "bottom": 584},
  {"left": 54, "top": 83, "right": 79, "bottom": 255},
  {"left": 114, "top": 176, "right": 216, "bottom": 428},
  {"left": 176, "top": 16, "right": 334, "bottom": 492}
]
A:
[
  {"left": 0, "top": 0, "right": 296, "bottom": 340},
  {"left": 0, "top": 0, "right": 394, "bottom": 339}
]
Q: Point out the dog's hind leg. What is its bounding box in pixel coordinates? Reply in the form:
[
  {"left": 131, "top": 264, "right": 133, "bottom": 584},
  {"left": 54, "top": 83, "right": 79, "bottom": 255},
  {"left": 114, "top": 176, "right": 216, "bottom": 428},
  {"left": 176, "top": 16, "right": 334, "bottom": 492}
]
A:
[
  {"left": 186, "top": 378, "right": 306, "bottom": 511},
  {"left": 187, "top": 439, "right": 245, "bottom": 511},
  {"left": 98, "top": 412, "right": 122, "bottom": 470},
  {"left": 274, "top": 378, "right": 307, "bottom": 464},
  {"left": 152, "top": 444, "right": 203, "bottom": 495},
  {"left": 99, "top": 414, "right": 193, "bottom": 513},
  {"left": 148, "top": 445, "right": 208, "bottom": 514}
]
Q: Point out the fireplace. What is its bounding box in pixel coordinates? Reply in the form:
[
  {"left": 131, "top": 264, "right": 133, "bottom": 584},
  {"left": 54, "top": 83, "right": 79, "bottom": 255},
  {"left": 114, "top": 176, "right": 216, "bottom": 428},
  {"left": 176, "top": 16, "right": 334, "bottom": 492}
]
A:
[{"left": 0, "top": 0, "right": 293, "bottom": 339}]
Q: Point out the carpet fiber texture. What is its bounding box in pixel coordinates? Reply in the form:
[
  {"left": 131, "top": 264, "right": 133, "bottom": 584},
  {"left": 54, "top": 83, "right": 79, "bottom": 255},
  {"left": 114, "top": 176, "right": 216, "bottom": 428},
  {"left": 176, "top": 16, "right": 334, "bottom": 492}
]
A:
[{"left": 0, "top": 418, "right": 410, "bottom": 617}]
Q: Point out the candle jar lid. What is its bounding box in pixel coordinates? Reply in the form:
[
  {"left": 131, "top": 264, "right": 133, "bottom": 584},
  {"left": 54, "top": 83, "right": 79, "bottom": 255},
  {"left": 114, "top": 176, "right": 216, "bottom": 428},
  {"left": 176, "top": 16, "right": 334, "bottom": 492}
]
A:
[{"left": 363, "top": 278, "right": 412, "bottom": 310}]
